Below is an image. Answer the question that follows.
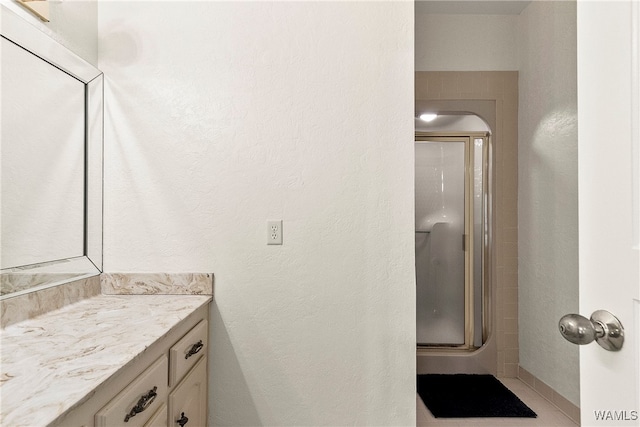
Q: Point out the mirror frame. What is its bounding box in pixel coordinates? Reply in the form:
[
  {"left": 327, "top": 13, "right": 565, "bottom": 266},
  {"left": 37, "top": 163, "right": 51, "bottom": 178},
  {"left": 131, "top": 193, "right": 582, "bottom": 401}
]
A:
[{"left": 0, "top": 6, "right": 103, "bottom": 299}]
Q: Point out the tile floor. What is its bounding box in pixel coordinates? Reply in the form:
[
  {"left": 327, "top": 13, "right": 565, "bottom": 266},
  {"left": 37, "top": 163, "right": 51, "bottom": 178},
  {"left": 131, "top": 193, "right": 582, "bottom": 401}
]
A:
[{"left": 417, "top": 378, "right": 578, "bottom": 427}]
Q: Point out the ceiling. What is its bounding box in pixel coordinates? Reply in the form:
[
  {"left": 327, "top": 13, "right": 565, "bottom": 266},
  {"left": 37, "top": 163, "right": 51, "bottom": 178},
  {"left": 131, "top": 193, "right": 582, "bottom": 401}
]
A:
[{"left": 415, "top": 1, "right": 532, "bottom": 15}]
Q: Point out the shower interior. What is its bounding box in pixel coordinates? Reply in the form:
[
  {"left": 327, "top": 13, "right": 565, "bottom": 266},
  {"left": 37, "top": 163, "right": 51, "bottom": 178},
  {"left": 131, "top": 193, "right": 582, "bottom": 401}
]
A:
[{"left": 416, "top": 114, "right": 494, "bottom": 373}]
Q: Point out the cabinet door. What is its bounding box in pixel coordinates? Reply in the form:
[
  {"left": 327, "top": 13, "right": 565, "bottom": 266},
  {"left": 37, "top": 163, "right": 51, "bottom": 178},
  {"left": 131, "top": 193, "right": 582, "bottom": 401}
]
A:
[
  {"left": 168, "top": 357, "right": 207, "bottom": 427},
  {"left": 144, "top": 403, "right": 167, "bottom": 427}
]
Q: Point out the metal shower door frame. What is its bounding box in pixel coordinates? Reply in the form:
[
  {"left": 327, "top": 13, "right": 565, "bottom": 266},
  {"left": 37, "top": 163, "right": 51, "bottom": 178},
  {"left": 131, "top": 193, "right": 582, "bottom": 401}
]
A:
[{"left": 415, "top": 132, "right": 490, "bottom": 351}]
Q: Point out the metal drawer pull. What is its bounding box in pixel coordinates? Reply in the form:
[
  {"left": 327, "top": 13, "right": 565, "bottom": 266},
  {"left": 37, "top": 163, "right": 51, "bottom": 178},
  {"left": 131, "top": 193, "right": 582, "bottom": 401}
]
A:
[
  {"left": 124, "top": 386, "right": 158, "bottom": 422},
  {"left": 185, "top": 340, "right": 204, "bottom": 359},
  {"left": 177, "top": 412, "right": 189, "bottom": 426},
  {"left": 176, "top": 412, "right": 189, "bottom": 427}
]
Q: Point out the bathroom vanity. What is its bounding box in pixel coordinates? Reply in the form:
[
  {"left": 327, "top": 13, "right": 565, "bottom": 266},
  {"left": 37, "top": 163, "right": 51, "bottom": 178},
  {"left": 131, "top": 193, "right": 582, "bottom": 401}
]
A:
[
  {"left": 0, "top": 279, "right": 212, "bottom": 427},
  {"left": 56, "top": 297, "right": 209, "bottom": 427}
]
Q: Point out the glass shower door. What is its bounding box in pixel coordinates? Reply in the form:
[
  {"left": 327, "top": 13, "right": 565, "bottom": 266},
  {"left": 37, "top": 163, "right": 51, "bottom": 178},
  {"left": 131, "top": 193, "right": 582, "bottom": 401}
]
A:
[{"left": 415, "top": 140, "right": 466, "bottom": 346}]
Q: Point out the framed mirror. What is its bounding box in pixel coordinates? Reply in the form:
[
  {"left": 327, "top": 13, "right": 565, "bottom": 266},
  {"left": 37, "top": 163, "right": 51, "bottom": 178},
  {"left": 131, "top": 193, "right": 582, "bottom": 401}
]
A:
[{"left": 0, "top": 6, "right": 103, "bottom": 298}]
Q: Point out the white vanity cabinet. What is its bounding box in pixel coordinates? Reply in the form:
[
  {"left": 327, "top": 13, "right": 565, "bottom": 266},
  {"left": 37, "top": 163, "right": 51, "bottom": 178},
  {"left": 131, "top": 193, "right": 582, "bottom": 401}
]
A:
[
  {"left": 168, "top": 319, "right": 208, "bottom": 427},
  {"left": 51, "top": 303, "right": 209, "bottom": 427},
  {"left": 169, "top": 356, "right": 208, "bottom": 427},
  {"left": 145, "top": 403, "right": 168, "bottom": 427}
]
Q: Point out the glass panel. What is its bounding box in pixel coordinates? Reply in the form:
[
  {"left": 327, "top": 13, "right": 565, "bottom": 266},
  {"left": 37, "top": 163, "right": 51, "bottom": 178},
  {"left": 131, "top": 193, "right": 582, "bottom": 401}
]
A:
[
  {"left": 415, "top": 141, "right": 466, "bottom": 345},
  {"left": 473, "top": 138, "right": 484, "bottom": 347},
  {"left": 1, "top": 37, "right": 85, "bottom": 269}
]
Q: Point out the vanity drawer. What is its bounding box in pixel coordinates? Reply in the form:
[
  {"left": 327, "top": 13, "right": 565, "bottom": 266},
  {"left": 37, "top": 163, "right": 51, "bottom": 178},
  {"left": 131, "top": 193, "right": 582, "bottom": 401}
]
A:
[
  {"left": 169, "top": 320, "right": 208, "bottom": 387},
  {"left": 95, "top": 355, "right": 169, "bottom": 427}
]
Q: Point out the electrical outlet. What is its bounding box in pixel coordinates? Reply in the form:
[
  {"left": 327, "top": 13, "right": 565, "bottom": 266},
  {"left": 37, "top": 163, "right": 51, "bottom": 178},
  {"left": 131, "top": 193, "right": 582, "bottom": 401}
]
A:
[{"left": 267, "top": 220, "right": 282, "bottom": 245}]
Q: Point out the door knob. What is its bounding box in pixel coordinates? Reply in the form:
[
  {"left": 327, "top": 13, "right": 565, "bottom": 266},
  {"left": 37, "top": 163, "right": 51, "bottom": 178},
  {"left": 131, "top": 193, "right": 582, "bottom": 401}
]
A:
[{"left": 558, "top": 310, "right": 624, "bottom": 351}]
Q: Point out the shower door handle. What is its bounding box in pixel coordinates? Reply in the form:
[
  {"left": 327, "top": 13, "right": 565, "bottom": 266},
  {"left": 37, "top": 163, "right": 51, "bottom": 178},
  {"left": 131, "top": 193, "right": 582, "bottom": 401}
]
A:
[{"left": 558, "top": 310, "right": 624, "bottom": 351}]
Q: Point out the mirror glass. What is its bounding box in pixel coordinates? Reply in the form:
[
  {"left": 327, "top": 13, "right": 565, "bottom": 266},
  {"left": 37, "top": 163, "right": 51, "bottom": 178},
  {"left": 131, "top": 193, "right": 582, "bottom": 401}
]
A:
[
  {"left": 1, "top": 37, "right": 85, "bottom": 268},
  {"left": 0, "top": 7, "right": 103, "bottom": 298}
]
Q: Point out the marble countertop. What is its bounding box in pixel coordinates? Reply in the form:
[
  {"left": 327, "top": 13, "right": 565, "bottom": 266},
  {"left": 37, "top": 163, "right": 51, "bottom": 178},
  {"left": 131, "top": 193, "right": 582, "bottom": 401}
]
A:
[{"left": 0, "top": 294, "right": 211, "bottom": 427}]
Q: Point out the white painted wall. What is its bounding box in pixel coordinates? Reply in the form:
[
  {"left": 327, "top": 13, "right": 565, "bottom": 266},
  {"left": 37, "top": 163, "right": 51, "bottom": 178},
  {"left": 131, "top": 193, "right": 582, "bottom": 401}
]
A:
[
  {"left": 517, "top": 1, "right": 579, "bottom": 405},
  {"left": 98, "top": 2, "right": 415, "bottom": 426},
  {"left": 415, "top": 12, "right": 518, "bottom": 71},
  {"left": 0, "top": 0, "right": 97, "bottom": 66}
]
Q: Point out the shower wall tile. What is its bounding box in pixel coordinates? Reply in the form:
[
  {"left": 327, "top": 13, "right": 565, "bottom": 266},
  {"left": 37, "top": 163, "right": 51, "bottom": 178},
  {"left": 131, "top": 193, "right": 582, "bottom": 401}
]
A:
[
  {"left": 504, "top": 286, "right": 518, "bottom": 300},
  {"left": 504, "top": 226, "right": 518, "bottom": 243},
  {"left": 441, "top": 73, "right": 458, "bottom": 94},
  {"left": 505, "top": 303, "right": 518, "bottom": 320},
  {"left": 416, "top": 70, "right": 519, "bottom": 377},
  {"left": 503, "top": 200, "right": 519, "bottom": 228},
  {"left": 504, "top": 118, "right": 519, "bottom": 149},
  {"left": 503, "top": 256, "right": 518, "bottom": 276},
  {"left": 416, "top": 73, "right": 437, "bottom": 98},
  {"left": 456, "top": 73, "right": 472, "bottom": 92},
  {"left": 504, "top": 75, "right": 519, "bottom": 99},
  {"left": 496, "top": 313, "right": 504, "bottom": 333},
  {"left": 426, "top": 77, "right": 441, "bottom": 94},
  {"left": 505, "top": 348, "right": 519, "bottom": 363},
  {"left": 496, "top": 266, "right": 505, "bottom": 298},
  {"left": 504, "top": 242, "right": 518, "bottom": 258},
  {"left": 505, "top": 333, "right": 519, "bottom": 349},
  {"left": 504, "top": 183, "right": 518, "bottom": 205},
  {"left": 504, "top": 259, "right": 518, "bottom": 276},
  {"left": 458, "top": 73, "right": 482, "bottom": 94},
  {"left": 504, "top": 363, "right": 519, "bottom": 377},
  {"left": 503, "top": 152, "right": 518, "bottom": 180},
  {"left": 496, "top": 331, "right": 504, "bottom": 349},
  {"left": 504, "top": 272, "right": 518, "bottom": 289},
  {"left": 101, "top": 273, "right": 213, "bottom": 295},
  {"left": 497, "top": 351, "right": 505, "bottom": 377},
  {"left": 505, "top": 317, "right": 518, "bottom": 334},
  {"left": 414, "top": 75, "right": 428, "bottom": 98},
  {"left": 486, "top": 72, "right": 505, "bottom": 95}
]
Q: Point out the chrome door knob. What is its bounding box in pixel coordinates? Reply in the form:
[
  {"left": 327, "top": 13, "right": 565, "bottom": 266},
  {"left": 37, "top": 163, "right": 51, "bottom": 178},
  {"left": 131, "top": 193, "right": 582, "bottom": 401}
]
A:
[
  {"left": 558, "top": 313, "right": 598, "bottom": 345},
  {"left": 558, "top": 310, "right": 624, "bottom": 351}
]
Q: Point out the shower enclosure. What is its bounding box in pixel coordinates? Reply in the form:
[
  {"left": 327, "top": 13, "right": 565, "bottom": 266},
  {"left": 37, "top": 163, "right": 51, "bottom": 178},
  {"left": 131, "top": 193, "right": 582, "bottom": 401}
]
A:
[{"left": 415, "top": 134, "right": 490, "bottom": 351}]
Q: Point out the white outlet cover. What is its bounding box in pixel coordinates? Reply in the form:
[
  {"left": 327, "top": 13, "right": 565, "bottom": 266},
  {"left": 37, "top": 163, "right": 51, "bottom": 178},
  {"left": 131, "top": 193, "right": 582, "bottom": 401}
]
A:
[{"left": 267, "top": 220, "right": 282, "bottom": 245}]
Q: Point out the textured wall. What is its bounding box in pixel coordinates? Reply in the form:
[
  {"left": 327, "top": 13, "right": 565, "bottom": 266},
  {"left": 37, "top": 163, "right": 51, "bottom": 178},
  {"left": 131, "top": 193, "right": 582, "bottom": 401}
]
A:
[
  {"left": 415, "top": 12, "right": 518, "bottom": 71},
  {"left": 1, "top": 0, "right": 98, "bottom": 66},
  {"left": 517, "top": 1, "right": 579, "bottom": 406},
  {"left": 98, "top": 2, "right": 415, "bottom": 425}
]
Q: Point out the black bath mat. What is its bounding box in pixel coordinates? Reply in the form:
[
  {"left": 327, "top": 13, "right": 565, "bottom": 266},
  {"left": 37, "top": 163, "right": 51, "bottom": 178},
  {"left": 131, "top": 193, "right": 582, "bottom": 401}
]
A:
[{"left": 417, "top": 374, "right": 537, "bottom": 418}]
